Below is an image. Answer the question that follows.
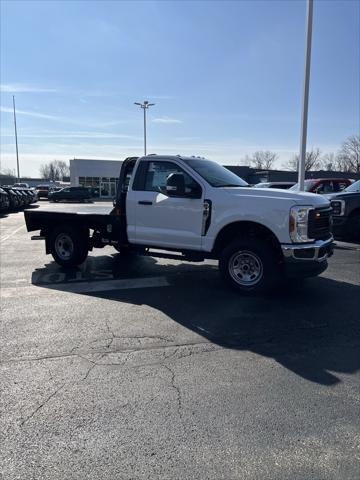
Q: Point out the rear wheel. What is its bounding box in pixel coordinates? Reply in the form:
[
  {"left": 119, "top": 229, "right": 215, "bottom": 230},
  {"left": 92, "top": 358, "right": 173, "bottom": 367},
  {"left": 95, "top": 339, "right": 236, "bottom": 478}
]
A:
[
  {"left": 50, "top": 225, "right": 89, "bottom": 267},
  {"left": 219, "top": 238, "right": 280, "bottom": 294}
]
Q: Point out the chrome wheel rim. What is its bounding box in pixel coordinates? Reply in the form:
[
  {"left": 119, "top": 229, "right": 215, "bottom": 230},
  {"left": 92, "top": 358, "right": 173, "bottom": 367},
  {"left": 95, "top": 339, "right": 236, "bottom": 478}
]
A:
[
  {"left": 55, "top": 233, "right": 74, "bottom": 260},
  {"left": 229, "top": 250, "right": 263, "bottom": 286}
]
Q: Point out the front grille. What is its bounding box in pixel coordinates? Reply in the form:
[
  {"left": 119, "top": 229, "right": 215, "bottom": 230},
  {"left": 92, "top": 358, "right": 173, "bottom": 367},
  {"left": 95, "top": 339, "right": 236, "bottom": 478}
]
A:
[{"left": 308, "top": 207, "right": 332, "bottom": 240}]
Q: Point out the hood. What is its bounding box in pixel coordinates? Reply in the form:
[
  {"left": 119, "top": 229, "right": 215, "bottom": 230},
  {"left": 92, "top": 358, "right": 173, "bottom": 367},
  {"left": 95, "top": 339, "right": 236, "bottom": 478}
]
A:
[
  {"left": 222, "top": 187, "right": 330, "bottom": 207},
  {"left": 324, "top": 191, "right": 360, "bottom": 200}
]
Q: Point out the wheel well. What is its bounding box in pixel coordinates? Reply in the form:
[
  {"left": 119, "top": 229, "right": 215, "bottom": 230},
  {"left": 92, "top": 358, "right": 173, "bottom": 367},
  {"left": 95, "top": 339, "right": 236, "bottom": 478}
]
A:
[
  {"left": 213, "top": 221, "right": 282, "bottom": 257},
  {"left": 44, "top": 223, "right": 89, "bottom": 254}
]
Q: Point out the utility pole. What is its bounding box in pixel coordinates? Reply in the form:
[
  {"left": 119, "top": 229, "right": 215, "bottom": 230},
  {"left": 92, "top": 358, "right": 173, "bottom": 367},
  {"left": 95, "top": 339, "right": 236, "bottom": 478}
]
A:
[
  {"left": 134, "top": 100, "right": 155, "bottom": 155},
  {"left": 12, "top": 95, "right": 20, "bottom": 181},
  {"left": 298, "top": 0, "right": 313, "bottom": 191}
]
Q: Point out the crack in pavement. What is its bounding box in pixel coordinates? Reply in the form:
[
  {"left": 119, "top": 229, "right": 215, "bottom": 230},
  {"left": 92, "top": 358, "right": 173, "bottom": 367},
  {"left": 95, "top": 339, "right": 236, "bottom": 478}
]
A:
[
  {"left": 2, "top": 323, "right": 350, "bottom": 366},
  {"left": 20, "top": 383, "right": 66, "bottom": 427},
  {"left": 163, "top": 364, "right": 183, "bottom": 421},
  {"left": 105, "top": 320, "right": 115, "bottom": 349},
  {"left": 1, "top": 339, "right": 214, "bottom": 364}
]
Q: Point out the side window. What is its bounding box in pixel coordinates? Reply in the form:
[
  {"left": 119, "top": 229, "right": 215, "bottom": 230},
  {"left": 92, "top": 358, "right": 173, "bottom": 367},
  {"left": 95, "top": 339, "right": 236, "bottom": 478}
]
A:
[
  {"left": 144, "top": 161, "right": 200, "bottom": 195},
  {"left": 338, "top": 182, "right": 348, "bottom": 191},
  {"left": 315, "top": 183, "right": 324, "bottom": 193},
  {"left": 333, "top": 182, "right": 341, "bottom": 193},
  {"left": 320, "top": 182, "right": 332, "bottom": 193}
]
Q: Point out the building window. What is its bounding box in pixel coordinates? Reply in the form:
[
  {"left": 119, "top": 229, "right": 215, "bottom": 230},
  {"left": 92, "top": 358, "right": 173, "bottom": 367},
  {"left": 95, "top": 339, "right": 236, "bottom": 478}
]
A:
[{"left": 78, "top": 175, "right": 118, "bottom": 199}]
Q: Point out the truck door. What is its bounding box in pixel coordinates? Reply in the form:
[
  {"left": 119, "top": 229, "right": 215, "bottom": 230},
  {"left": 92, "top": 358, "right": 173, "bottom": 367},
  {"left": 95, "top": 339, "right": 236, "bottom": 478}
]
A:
[{"left": 127, "top": 160, "right": 205, "bottom": 250}]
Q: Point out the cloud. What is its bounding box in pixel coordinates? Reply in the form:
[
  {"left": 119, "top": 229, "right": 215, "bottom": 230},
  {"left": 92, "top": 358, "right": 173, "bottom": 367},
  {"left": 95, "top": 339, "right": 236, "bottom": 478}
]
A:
[
  {"left": 0, "top": 106, "right": 63, "bottom": 120},
  {"left": 152, "top": 116, "right": 182, "bottom": 124},
  {"left": 0, "top": 130, "right": 141, "bottom": 140},
  {"left": 0, "top": 83, "right": 57, "bottom": 93}
]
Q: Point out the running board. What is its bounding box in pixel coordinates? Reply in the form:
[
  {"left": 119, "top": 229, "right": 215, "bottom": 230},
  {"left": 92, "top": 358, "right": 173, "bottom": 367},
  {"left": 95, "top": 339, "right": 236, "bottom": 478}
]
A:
[{"left": 142, "top": 249, "right": 205, "bottom": 262}]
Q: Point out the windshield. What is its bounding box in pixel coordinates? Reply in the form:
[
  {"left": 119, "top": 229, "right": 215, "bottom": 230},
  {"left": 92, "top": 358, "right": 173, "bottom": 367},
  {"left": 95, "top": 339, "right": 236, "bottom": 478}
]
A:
[
  {"left": 289, "top": 180, "right": 316, "bottom": 192},
  {"left": 183, "top": 158, "right": 248, "bottom": 187},
  {"left": 343, "top": 180, "right": 360, "bottom": 193}
]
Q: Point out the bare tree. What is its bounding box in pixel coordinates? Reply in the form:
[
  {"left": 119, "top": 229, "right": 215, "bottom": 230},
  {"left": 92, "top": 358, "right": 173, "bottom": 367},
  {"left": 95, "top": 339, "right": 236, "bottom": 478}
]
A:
[
  {"left": 250, "top": 151, "right": 278, "bottom": 170},
  {"left": 319, "top": 152, "right": 336, "bottom": 171},
  {"left": 282, "top": 148, "right": 322, "bottom": 172},
  {"left": 39, "top": 164, "right": 51, "bottom": 179},
  {"left": 39, "top": 160, "right": 69, "bottom": 181},
  {"left": 336, "top": 135, "right": 360, "bottom": 173},
  {"left": 0, "top": 167, "right": 16, "bottom": 178}
]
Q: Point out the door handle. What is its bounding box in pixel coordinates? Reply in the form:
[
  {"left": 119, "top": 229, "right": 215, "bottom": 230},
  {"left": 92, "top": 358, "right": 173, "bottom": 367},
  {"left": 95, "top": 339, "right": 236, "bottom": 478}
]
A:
[{"left": 138, "top": 201, "right": 153, "bottom": 205}]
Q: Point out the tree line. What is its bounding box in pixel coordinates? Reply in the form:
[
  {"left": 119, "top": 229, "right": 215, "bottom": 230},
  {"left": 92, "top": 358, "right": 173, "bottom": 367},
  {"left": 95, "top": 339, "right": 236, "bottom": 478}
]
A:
[
  {"left": 245, "top": 135, "right": 360, "bottom": 173},
  {"left": 2, "top": 135, "right": 359, "bottom": 182},
  {"left": 39, "top": 160, "right": 70, "bottom": 181}
]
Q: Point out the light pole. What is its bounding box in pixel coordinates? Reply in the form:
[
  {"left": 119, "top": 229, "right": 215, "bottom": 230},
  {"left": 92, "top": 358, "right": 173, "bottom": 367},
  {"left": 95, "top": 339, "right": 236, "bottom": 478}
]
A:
[
  {"left": 134, "top": 100, "right": 155, "bottom": 155},
  {"left": 298, "top": 0, "right": 313, "bottom": 191},
  {"left": 12, "top": 95, "right": 20, "bottom": 181}
]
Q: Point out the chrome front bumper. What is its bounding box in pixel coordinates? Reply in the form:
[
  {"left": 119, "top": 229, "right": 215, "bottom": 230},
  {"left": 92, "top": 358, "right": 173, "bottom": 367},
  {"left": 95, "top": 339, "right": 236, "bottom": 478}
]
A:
[{"left": 281, "top": 237, "right": 334, "bottom": 262}]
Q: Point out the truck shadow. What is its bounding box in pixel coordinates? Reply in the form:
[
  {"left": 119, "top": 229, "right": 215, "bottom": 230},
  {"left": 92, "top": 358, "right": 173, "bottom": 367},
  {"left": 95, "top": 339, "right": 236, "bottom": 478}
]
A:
[{"left": 31, "top": 253, "right": 360, "bottom": 386}]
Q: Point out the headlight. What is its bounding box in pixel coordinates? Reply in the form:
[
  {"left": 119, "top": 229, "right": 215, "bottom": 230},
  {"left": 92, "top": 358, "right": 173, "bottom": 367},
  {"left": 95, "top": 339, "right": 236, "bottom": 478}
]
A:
[
  {"left": 330, "top": 199, "right": 345, "bottom": 216},
  {"left": 289, "top": 206, "right": 313, "bottom": 243}
]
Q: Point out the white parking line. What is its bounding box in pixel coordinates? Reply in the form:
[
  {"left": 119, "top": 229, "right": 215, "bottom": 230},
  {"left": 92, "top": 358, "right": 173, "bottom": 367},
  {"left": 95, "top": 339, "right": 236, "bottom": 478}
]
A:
[
  {"left": 1, "top": 276, "right": 170, "bottom": 298},
  {"left": 0, "top": 224, "right": 25, "bottom": 243}
]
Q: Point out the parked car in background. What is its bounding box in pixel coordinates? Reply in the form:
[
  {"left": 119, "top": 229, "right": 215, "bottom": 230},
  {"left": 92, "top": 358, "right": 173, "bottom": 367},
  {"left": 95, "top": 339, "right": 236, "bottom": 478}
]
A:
[
  {"left": 48, "top": 186, "right": 62, "bottom": 195},
  {"left": 2, "top": 187, "right": 20, "bottom": 209},
  {"left": 326, "top": 180, "right": 360, "bottom": 239},
  {"left": 14, "top": 189, "right": 26, "bottom": 207},
  {"left": 0, "top": 186, "right": 38, "bottom": 212},
  {"left": 19, "top": 189, "right": 32, "bottom": 206},
  {"left": 290, "top": 178, "right": 352, "bottom": 194},
  {"left": 13, "top": 182, "right": 30, "bottom": 188},
  {"left": 36, "top": 185, "right": 50, "bottom": 199},
  {"left": 29, "top": 188, "right": 38, "bottom": 203},
  {"left": 88, "top": 186, "right": 100, "bottom": 198},
  {"left": 254, "top": 182, "right": 296, "bottom": 189},
  {"left": 0, "top": 187, "right": 10, "bottom": 211},
  {"left": 22, "top": 189, "right": 35, "bottom": 205},
  {"left": 48, "top": 186, "right": 92, "bottom": 202}
]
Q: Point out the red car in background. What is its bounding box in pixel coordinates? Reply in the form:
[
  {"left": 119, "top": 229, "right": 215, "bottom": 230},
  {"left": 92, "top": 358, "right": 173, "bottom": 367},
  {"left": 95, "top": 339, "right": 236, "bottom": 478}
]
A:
[
  {"left": 290, "top": 178, "right": 353, "bottom": 194},
  {"left": 36, "top": 185, "right": 50, "bottom": 199}
]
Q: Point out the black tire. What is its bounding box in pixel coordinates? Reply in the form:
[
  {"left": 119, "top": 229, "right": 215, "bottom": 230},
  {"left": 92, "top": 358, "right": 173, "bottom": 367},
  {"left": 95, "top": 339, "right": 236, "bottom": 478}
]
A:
[
  {"left": 49, "top": 225, "right": 89, "bottom": 267},
  {"left": 219, "top": 237, "right": 280, "bottom": 294}
]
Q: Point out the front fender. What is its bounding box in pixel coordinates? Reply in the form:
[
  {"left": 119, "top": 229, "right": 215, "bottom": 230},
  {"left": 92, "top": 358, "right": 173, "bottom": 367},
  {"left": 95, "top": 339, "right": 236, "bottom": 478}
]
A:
[{"left": 202, "top": 197, "right": 293, "bottom": 251}]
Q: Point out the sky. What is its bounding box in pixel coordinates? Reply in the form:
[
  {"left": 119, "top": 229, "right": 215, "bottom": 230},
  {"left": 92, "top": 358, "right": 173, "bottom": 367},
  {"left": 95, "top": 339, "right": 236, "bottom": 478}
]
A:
[{"left": 0, "top": 0, "right": 359, "bottom": 177}]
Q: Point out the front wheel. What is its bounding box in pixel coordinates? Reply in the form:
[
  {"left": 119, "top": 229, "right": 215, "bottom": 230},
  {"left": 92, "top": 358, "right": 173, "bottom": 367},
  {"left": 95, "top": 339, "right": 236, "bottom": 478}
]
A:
[
  {"left": 50, "top": 225, "right": 89, "bottom": 267},
  {"left": 219, "top": 238, "right": 280, "bottom": 294}
]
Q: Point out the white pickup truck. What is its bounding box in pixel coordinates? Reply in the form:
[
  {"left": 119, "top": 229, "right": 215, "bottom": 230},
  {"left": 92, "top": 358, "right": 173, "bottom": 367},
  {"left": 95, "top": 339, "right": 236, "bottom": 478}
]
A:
[{"left": 25, "top": 155, "right": 334, "bottom": 293}]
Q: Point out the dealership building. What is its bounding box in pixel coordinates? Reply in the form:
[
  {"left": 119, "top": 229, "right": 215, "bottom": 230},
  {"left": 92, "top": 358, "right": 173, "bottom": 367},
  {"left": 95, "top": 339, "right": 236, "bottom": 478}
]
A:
[{"left": 70, "top": 158, "right": 123, "bottom": 198}]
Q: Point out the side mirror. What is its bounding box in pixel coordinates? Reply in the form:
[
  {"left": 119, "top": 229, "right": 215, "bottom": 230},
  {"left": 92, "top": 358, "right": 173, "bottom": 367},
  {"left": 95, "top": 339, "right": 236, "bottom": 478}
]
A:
[{"left": 166, "top": 173, "right": 185, "bottom": 196}]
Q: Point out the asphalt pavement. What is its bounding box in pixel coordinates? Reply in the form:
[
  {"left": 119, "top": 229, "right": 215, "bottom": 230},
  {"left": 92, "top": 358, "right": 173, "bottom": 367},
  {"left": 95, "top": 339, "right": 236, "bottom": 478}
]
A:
[{"left": 1, "top": 201, "right": 359, "bottom": 480}]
